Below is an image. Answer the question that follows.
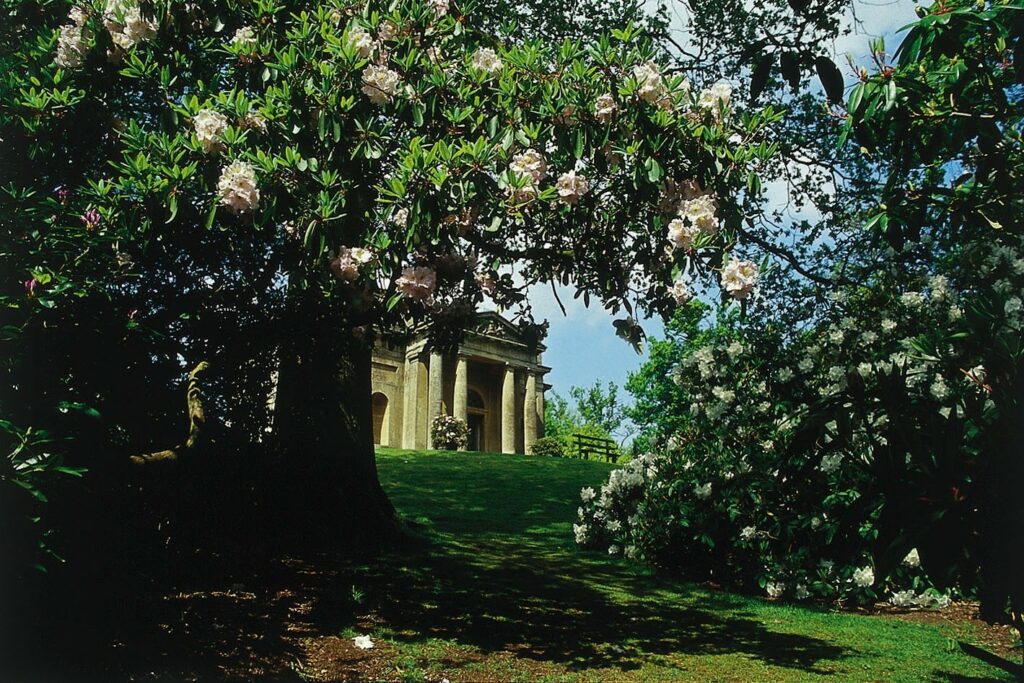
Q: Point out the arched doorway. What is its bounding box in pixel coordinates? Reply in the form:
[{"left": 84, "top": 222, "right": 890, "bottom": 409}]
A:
[
  {"left": 466, "top": 388, "right": 486, "bottom": 451},
  {"left": 371, "top": 392, "right": 390, "bottom": 446}
]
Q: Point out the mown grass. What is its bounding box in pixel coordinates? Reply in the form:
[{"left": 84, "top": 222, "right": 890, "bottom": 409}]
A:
[{"left": 349, "top": 448, "right": 1017, "bottom": 682}]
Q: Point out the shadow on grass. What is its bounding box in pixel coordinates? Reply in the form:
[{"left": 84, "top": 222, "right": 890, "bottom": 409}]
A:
[
  {"left": 332, "top": 539, "right": 851, "bottom": 676},
  {"left": 10, "top": 451, "right": 854, "bottom": 681},
  {"left": 931, "top": 642, "right": 1023, "bottom": 681}
]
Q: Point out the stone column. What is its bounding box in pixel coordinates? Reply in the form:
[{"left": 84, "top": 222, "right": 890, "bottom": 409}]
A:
[
  {"left": 427, "top": 351, "right": 444, "bottom": 449},
  {"left": 453, "top": 356, "right": 468, "bottom": 450},
  {"left": 401, "top": 355, "right": 420, "bottom": 449},
  {"left": 524, "top": 371, "right": 538, "bottom": 454},
  {"left": 536, "top": 384, "right": 545, "bottom": 438},
  {"left": 501, "top": 364, "right": 516, "bottom": 454}
]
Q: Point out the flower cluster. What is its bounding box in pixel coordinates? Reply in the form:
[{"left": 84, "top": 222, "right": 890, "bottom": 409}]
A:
[
  {"left": 666, "top": 189, "right": 720, "bottom": 261},
  {"left": 361, "top": 64, "right": 402, "bottom": 105},
  {"left": 330, "top": 247, "right": 373, "bottom": 281},
  {"left": 396, "top": 265, "right": 437, "bottom": 301},
  {"left": 430, "top": 414, "right": 469, "bottom": 451},
  {"left": 231, "top": 26, "right": 257, "bottom": 49},
  {"left": 632, "top": 61, "right": 671, "bottom": 108},
  {"left": 698, "top": 81, "right": 732, "bottom": 112},
  {"left": 104, "top": 0, "right": 157, "bottom": 51},
  {"left": 217, "top": 161, "right": 260, "bottom": 214},
  {"left": 346, "top": 24, "right": 374, "bottom": 59},
  {"left": 594, "top": 93, "right": 617, "bottom": 123},
  {"left": 720, "top": 259, "right": 759, "bottom": 301},
  {"left": 555, "top": 171, "right": 589, "bottom": 206},
  {"left": 193, "top": 109, "right": 229, "bottom": 154},
  {"left": 471, "top": 47, "right": 503, "bottom": 75},
  {"left": 56, "top": 7, "right": 92, "bottom": 69}
]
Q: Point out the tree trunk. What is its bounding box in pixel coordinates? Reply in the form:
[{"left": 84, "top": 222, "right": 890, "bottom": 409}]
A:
[{"left": 270, "top": 293, "right": 400, "bottom": 547}]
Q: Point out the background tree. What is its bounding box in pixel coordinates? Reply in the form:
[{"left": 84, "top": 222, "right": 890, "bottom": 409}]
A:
[{"left": 569, "top": 380, "right": 633, "bottom": 443}]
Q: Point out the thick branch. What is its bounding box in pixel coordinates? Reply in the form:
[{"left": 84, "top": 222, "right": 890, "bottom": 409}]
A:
[{"left": 128, "top": 362, "right": 210, "bottom": 466}]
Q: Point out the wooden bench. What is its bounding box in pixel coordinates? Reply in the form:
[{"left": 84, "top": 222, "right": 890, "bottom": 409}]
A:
[{"left": 573, "top": 433, "right": 618, "bottom": 462}]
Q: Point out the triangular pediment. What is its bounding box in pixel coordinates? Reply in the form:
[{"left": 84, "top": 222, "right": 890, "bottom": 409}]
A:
[{"left": 471, "top": 311, "right": 525, "bottom": 343}]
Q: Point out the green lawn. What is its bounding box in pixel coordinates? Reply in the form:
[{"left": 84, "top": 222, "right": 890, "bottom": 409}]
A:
[{"left": 321, "top": 448, "right": 1016, "bottom": 682}]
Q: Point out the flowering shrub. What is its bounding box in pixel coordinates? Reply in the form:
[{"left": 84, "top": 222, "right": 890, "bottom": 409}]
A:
[
  {"left": 430, "top": 415, "right": 468, "bottom": 451},
  {"left": 576, "top": 237, "right": 1024, "bottom": 606},
  {"left": 530, "top": 436, "right": 565, "bottom": 458}
]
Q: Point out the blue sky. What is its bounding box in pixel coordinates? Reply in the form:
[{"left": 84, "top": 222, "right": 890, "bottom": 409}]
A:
[{"left": 529, "top": 0, "right": 916, "bottom": 399}]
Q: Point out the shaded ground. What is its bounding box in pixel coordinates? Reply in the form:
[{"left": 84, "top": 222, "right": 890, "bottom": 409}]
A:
[{"left": 11, "top": 450, "right": 1020, "bottom": 681}]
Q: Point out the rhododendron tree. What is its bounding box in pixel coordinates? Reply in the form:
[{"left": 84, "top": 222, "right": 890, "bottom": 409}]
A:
[{"left": 1, "top": 0, "right": 779, "bottom": 546}]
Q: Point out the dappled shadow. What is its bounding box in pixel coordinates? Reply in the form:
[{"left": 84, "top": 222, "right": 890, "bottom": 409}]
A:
[
  {"left": 332, "top": 539, "right": 851, "bottom": 676},
  {"left": 12, "top": 451, "right": 998, "bottom": 680}
]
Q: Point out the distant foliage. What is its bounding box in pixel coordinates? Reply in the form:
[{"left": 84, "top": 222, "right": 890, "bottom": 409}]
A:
[
  {"left": 529, "top": 436, "right": 565, "bottom": 458},
  {"left": 430, "top": 415, "right": 468, "bottom": 451}
]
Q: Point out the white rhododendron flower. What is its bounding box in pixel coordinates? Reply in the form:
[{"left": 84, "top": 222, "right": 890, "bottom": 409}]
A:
[
  {"left": 902, "top": 548, "right": 921, "bottom": 568},
  {"left": 720, "top": 259, "right": 759, "bottom": 300},
  {"left": 890, "top": 589, "right": 917, "bottom": 607},
  {"left": 667, "top": 219, "right": 700, "bottom": 251},
  {"left": 56, "top": 9, "right": 92, "bottom": 69},
  {"left": 231, "top": 26, "right": 257, "bottom": 48},
  {"left": 669, "top": 278, "right": 691, "bottom": 305},
  {"left": 392, "top": 207, "right": 409, "bottom": 227},
  {"left": 555, "top": 171, "right": 589, "bottom": 205},
  {"left": 819, "top": 452, "right": 842, "bottom": 474},
  {"left": 217, "top": 161, "right": 260, "bottom": 214},
  {"left": 240, "top": 112, "right": 268, "bottom": 133},
  {"left": 930, "top": 377, "right": 950, "bottom": 401},
  {"left": 740, "top": 526, "right": 757, "bottom": 541},
  {"left": 330, "top": 247, "right": 373, "bottom": 281},
  {"left": 471, "top": 47, "right": 503, "bottom": 74},
  {"left": 852, "top": 566, "right": 874, "bottom": 588},
  {"left": 594, "top": 93, "right": 617, "bottom": 123},
  {"left": 795, "top": 584, "right": 811, "bottom": 600},
  {"left": 765, "top": 582, "right": 785, "bottom": 599},
  {"left": 573, "top": 523, "right": 588, "bottom": 544},
  {"left": 699, "top": 81, "right": 732, "bottom": 110},
  {"left": 346, "top": 24, "right": 374, "bottom": 58},
  {"left": 633, "top": 61, "right": 668, "bottom": 106},
  {"left": 509, "top": 149, "right": 548, "bottom": 184},
  {"left": 694, "top": 482, "right": 712, "bottom": 499},
  {"left": 580, "top": 487, "right": 596, "bottom": 502},
  {"left": 396, "top": 265, "right": 436, "bottom": 300},
  {"left": 679, "top": 195, "right": 719, "bottom": 233},
  {"left": 104, "top": 1, "right": 157, "bottom": 50},
  {"left": 193, "top": 109, "right": 229, "bottom": 153},
  {"left": 352, "top": 635, "right": 375, "bottom": 650},
  {"left": 378, "top": 20, "right": 399, "bottom": 41},
  {"left": 361, "top": 64, "right": 401, "bottom": 104}
]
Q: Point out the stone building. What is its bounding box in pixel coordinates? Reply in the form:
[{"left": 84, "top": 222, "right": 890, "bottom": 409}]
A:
[{"left": 370, "top": 312, "right": 549, "bottom": 453}]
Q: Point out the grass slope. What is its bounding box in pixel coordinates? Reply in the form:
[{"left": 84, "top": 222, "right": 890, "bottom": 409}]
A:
[{"left": 342, "top": 448, "right": 1016, "bottom": 682}]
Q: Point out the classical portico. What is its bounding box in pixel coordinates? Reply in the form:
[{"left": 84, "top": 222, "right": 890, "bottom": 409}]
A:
[{"left": 369, "top": 312, "right": 549, "bottom": 454}]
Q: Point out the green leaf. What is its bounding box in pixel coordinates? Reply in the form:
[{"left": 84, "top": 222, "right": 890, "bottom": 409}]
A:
[
  {"left": 166, "top": 194, "right": 178, "bottom": 223},
  {"left": 646, "top": 158, "right": 662, "bottom": 183}
]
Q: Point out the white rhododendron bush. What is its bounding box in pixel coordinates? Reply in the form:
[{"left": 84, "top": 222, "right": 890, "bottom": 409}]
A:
[{"left": 577, "top": 233, "right": 1024, "bottom": 606}]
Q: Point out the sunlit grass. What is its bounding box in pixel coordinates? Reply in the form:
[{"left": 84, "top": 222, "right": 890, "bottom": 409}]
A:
[{"left": 345, "top": 448, "right": 1016, "bottom": 681}]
